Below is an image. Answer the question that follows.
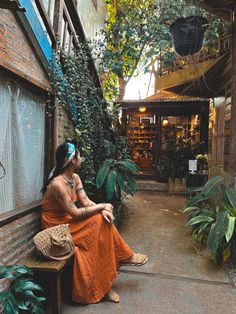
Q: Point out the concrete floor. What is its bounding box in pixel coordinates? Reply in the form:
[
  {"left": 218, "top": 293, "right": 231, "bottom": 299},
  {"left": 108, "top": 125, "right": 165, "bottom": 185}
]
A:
[{"left": 62, "top": 191, "right": 236, "bottom": 314}]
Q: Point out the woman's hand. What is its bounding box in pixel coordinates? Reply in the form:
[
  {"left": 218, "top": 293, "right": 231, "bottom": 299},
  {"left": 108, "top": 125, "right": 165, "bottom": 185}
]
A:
[
  {"left": 101, "top": 209, "right": 115, "bottom": 224},
  {"left": 103, "top": 203, "right": 114, "bottom": 213}
]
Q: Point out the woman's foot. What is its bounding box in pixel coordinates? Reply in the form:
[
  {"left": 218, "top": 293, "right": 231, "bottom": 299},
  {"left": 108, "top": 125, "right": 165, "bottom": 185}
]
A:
[
  {"left": 120, "top": 253, "right": 148, "bottom": 266},
  {"left": 104, "top": 289, "right": 120, "bottom": 303}
]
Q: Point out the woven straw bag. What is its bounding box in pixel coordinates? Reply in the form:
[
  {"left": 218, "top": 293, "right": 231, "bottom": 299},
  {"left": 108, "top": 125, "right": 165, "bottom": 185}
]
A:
[{"left": 33, "top": 224, "right": 75, "bottom": 260}]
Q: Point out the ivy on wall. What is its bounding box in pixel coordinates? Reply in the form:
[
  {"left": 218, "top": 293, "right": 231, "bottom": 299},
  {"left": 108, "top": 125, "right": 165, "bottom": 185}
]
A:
[{"left": 49, "top": 41, "right": 129, "bottom": 198}]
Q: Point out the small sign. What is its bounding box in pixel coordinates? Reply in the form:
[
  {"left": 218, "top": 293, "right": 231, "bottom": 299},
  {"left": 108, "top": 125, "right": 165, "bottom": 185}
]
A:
[{"left": 189, "top": 160, "right": 197, "bottom": 173}]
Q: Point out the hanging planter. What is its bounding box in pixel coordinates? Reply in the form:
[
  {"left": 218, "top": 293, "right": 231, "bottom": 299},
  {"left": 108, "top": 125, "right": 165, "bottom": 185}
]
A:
[{"left": 170, "top": 16, "right": 208, "bottom": 56}]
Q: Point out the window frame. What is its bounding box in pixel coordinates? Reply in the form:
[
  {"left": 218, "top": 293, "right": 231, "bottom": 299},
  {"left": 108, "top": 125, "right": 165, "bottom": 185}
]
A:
[
  {"left": 0, "top": 73, "right": 53, "bottom": 226},
  {"left": 60, "top": 6, "right": 78, "bottom": 55},
  {"left": 34, "top": 0, "right": 57, "bottom": 47}
]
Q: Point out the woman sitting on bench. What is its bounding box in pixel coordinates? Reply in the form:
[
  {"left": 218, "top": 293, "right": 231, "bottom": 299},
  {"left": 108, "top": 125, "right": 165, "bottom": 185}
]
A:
[{"left": 41, "top": 139, "right": 148, "bottom": 304}]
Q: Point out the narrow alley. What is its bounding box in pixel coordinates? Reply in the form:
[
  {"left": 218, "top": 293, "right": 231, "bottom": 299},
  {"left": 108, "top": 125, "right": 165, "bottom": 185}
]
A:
[{"left": 63, "top": 191, "right": 236, "bottom": 314}]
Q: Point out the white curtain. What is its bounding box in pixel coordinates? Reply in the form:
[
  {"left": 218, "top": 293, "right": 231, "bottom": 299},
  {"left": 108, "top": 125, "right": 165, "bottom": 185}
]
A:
[{"left": 0, "top": 80, "right": 45, "bottom": 213}]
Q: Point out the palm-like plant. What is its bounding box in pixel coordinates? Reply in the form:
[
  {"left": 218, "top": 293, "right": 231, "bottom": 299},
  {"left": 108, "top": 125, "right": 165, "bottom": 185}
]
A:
[
  {"left": 96, "top": 158, "right": 139, "bottom": 201},
  {"left": 0, "top": 265, "right": 45, "bottom": 313}
]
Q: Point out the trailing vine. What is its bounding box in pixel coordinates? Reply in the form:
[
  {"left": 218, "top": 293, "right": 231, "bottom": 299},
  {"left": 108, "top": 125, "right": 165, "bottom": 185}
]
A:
[{"left": 48, "top": 41, "right": 129, "bottom": 199}]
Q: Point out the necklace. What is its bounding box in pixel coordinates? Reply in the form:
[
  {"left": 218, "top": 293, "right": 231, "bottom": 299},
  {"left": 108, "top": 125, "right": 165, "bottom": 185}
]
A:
[{"left": 62, "top": 175, "right": 74, "bottom": 189}]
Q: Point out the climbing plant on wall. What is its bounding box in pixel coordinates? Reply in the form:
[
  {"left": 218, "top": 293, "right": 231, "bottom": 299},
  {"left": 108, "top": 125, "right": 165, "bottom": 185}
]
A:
[{"left": 49, "top": 41, "right": 129, "bottom": 198}]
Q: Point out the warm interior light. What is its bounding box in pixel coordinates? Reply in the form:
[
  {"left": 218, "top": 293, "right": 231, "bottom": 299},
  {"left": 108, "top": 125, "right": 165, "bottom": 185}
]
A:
[
  {"left": 139, "top": 106, "right": 147, "bottom": 113},
  {"left": 140, "top": 123, "right": 145, "bottom": 129},
  {"left": 162, "top": 119, "right": 168, "bottom": 126}
]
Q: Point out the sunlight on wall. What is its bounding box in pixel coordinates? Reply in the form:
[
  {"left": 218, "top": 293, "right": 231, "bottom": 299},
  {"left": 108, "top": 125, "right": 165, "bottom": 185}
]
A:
[{"left": 77, "top": 0, "right": 107, "bottom": 41}]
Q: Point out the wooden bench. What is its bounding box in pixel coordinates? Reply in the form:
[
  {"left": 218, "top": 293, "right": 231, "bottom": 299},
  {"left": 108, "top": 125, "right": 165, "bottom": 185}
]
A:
[{"left": 18, "top": 251, "right": 73, "bottom": 314}]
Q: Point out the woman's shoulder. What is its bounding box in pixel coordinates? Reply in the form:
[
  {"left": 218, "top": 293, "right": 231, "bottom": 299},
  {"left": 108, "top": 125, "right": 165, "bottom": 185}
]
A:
[{"left": 48, "top": 176, "right": 65, "bottom": 191}]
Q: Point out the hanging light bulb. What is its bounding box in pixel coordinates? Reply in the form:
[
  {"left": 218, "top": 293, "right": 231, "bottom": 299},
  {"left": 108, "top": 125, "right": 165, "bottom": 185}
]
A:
[
  {"left": 139, "top": 106, "right": 147, "bottom": 113},
  {"left": 162, "top": 119, "right": 169, "bottom": 126}
]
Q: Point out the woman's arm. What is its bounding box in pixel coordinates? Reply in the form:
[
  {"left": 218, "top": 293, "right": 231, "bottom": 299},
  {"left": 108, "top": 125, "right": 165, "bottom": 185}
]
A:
[
  {"left": 53, "top": 182, "right": 105, "bottom": 219},
  {"left": 74, "top": 174, "right": 96, "bottom": 206}
]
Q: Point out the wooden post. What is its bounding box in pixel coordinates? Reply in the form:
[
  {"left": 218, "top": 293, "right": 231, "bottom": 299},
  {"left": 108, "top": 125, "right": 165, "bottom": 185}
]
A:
[
  {"left": 53, "top": 0, "right": 64, "bottom": 48},
  {"left": 121, "top": 109, "right": 128, "bottom": 136},
  {"left": 229, "top": 5, "right": 236, "bottom": 180},
  {"left": 200, "top": 103, "right": 209, "bottom": 152}
]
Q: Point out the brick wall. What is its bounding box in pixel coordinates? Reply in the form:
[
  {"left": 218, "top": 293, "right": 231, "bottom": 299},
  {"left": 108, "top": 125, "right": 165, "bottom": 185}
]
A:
[
  {"left": 0, "top": 9, "right": 76, "bottom": 266},
  {"left": 0, "top": 211, "right": 41, "bottom": 265},
  {"left": 0, "top": 9, "right": 49, "bottom": 90},
  {"left": 55, "top": 106, "right": 75, "bottom": 146}
]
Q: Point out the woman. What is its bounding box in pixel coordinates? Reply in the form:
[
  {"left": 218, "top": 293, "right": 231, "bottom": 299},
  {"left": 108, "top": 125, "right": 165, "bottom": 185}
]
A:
[{"left": 41, "top": 139, "right": 148, "bottom": 304}]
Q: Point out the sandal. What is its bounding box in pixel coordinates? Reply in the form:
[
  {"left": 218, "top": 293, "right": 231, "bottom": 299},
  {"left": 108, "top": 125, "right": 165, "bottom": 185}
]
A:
[
  {"left": 120, "top": 253, "right": 148, "bottom": 266},
  {"left": 104, "top": 289, "right": 120, "bottom": 303}
]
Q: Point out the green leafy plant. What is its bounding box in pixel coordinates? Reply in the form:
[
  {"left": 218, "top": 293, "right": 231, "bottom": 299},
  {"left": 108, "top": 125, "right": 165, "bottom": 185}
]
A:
[
  {"left": 183, "top": 176, "right": 236, "bottom": 264},
  {"left": 0, "top": 265, "right": 45, "bottom": 313},
  {"left": 96, "top": 158, "right": 139, "bottom": 201},
  {"left": 93, "top": 0, "right": 229, "bottom": 103}
]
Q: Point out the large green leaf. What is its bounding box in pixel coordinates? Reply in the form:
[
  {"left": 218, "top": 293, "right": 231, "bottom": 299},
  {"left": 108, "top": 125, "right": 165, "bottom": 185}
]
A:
[
  {"left": 117, "top": 160, "right": 138, "bottom": 173},
  {"left": 11, "top": 265, "right": 33, "bottom": 276},
  {"left": 183, "top": 206, "right": 200, "bottom": 213},
  {"left": 198, "top": 221, "right": 210, "bottom": 234},
  {"left": 12, "top": 278, "right": 44, "bottom": 293},
  {"left": 185, "top": 188, "right": 217, "bottom": 208},
  {"left": 225, "top": 215, "right": 236, "bottom": 243},
  {"left": 96, "top": 159, "right": 113, "bottom": 189},
  {"left": 125, "top": 174, "right": 137, "bottom": 195},
  {"left": 105, "top": 170, "right": 117, "bottom": 201},
  {"left": 18, "top": 300, "right": 32, "bottom": 311},
  {"left": 3, "top": 292, "right": 19, "bottom": 314},
  {"left": 116, "top": 172, "right": 125, "bottom": 190},
  {"left": 124, "top": 159, "right": 139, "bottom": 171},
  {"left": 207, "top": 210, "right": 228, "bottom": 260},
  {"left": 226, "top": 206, "right": 236, "bottom": 217},
  {"left": 0, "top": 268, "right": 14, "bottom": 279},
  {"left": 225, "top": 186, "right": 236, "bottom": 209},
  {"left": 187, "top": 215, "right": 214, "bottom": 226},
  {"left": 220, "top": 183, "right": 228, "bottom": 202},
  {"left": 201, "top": 176, "right": 223, "bottom": 195}
]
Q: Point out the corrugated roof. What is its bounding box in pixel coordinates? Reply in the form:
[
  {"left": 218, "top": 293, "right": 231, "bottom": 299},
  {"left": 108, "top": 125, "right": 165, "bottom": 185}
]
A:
[{"left": 144, "top": 90, "right": 207, "bottom": 102}]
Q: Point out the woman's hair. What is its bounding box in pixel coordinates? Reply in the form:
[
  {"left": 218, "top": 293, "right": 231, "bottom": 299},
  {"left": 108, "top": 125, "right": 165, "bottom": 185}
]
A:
[{"left": 41, "top": 138, "right": 79, "bottom": 194}]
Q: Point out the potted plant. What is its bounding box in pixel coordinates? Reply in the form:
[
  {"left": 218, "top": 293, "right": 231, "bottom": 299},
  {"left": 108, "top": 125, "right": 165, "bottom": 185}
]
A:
[
  {"left": 183, "top": 176, "right": 236, "bottom": 265},
  {"left": 0, "top": 265, "right": 45, "bottom": 313},
  {"left": 96, "top": 158, "right": 139, "bottom": 226}
]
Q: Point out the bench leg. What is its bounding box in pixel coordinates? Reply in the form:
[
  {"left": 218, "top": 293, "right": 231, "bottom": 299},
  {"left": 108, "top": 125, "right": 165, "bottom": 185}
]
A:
[{"left": 49, "top": 272, "right": 62, "bottom": 314}]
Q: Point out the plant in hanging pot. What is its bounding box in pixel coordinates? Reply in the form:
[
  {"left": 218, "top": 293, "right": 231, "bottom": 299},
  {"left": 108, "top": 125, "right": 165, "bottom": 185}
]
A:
[{"left": 170, "top": 15, "right": 208, "bottom": 56}]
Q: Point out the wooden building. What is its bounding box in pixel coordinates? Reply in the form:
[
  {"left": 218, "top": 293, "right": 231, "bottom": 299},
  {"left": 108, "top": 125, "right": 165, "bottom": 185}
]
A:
[
  {"left": 120, "top": 91, "right": 209, "bottom": 177},
  {"left": 0, "top": 0, "right": 106, "bottom": 265}
]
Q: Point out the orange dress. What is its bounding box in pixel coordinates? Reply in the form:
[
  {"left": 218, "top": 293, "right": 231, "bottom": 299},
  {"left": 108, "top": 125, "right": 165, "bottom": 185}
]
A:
[{"left": 42, "top": 189, "right": 133, "bottom": 304}]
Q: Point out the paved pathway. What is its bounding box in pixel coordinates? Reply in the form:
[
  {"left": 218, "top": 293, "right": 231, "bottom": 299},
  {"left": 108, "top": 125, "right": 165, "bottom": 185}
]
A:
[{"left": 63, "top": 191, "right": 236, "bottom": 314}]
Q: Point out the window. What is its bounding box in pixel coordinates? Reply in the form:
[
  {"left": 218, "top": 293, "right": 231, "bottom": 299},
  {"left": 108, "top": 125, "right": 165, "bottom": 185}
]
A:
[
  {"left": 0, "top": 79, "right": 45, "bottom": 214},
  {"left": 60, "top": 11, "right": 77, "bottom": 55},
  {"left": 31, "top": 0, "right": 52, "bottom": 45},
  {"left": 41, "top": 0, "right": 55, "bottom": 25}
]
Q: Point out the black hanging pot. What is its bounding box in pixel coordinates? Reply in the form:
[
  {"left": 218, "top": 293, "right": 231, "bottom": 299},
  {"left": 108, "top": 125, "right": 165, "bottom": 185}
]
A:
[{"left": 170, "top": 16, "right": 208, "bottom": 56}]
